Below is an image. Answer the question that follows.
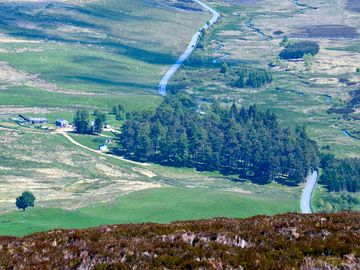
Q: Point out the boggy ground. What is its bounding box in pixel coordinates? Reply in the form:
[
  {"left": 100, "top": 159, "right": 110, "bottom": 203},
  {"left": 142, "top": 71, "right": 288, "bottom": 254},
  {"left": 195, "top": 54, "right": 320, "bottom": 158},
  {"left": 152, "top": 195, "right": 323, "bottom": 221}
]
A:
[{"left": 0, "top": 212, "right": 359, "bottom": 269}]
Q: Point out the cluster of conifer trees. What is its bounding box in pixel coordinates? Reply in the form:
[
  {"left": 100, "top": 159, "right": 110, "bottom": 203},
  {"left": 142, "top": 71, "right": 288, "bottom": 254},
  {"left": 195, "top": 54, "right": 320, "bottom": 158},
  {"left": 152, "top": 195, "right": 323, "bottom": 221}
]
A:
[
  {"left": 231, "top": 66, "right": 273, "bottom": 88},
  {"left": 118, "top": 94, "right": 319, "bottom": 185},
  {"left": 320, "top": 154, "right": 360, "bottom": 192},
  {"left": 279, "top": 41, "right": 320, "bottom": 59},
  {"left": 73, "top": 109, "right": 106, "bottom": 134},
  {"left": 220, "top": 63, "right": 273, "bottom": 89}
]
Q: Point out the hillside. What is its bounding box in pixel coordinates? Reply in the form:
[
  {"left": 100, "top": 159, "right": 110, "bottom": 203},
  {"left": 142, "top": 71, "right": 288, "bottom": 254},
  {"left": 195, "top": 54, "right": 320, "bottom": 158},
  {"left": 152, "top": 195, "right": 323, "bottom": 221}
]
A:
[{"left": 0, "top": 212, "right": 359, "bottom": 269}]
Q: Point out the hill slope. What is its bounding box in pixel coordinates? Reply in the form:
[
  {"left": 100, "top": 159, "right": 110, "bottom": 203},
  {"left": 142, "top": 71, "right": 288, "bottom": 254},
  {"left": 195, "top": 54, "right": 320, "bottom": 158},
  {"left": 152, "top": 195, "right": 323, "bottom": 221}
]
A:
[{"left": 0, "top": 212, "right": 359, "bottom": 269}]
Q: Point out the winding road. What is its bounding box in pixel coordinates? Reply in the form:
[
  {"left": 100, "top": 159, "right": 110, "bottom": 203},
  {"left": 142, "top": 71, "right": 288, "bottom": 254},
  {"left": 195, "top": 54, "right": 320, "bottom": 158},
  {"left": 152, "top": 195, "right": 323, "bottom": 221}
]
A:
[
  {"left": 158, "top": 0, "right": 220, "bottom": 95},
  {"left": 300, "top": 171, "right": 318, "bottom": 214}
]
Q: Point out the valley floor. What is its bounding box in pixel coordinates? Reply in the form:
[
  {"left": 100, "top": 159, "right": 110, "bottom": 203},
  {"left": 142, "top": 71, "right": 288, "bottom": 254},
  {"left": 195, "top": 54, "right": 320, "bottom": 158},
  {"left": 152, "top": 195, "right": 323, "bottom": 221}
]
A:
[{"left": 0, "top": 0, "right": 359, "bottom": 237}]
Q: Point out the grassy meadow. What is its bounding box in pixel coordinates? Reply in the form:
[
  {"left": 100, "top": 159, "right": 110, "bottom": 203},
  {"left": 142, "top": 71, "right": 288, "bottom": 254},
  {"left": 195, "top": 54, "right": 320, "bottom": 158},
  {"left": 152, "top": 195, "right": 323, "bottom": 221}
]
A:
[
  {"left": 0, "top": 0, "right": 209, "bottom": 114},
  {"left": 0, "top": 186, "right": 300, "bottom": 236}
]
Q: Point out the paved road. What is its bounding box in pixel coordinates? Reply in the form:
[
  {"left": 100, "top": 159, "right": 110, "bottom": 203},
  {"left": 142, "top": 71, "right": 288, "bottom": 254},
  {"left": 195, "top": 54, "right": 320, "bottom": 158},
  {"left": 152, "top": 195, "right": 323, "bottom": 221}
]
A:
[
  {"left": 300, "top": 171, "right": 318, "bottom": 214},
  {"left": 158, "top": 0, "right": 220, "bottom": 95}
]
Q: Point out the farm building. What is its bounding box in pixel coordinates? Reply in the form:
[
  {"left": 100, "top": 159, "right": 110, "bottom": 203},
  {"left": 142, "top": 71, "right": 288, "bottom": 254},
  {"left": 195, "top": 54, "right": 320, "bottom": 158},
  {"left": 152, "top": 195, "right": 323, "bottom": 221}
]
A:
[
  {"left": 29, "top": 117, "right": 48, "bottom": 125},
  {"left": 98, "top": 144, "right": 108, "bottom": 152},
  {"left": 56, "top": 118, "right": 69, "bottom": 128}
]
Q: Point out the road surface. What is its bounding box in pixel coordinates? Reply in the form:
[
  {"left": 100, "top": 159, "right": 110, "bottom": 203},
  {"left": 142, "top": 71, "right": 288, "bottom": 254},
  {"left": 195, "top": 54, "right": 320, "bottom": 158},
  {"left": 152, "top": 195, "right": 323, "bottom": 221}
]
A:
[
  {"left": 300, "top": 171, "right": 318, "bottom": 214},
  {"left": 158, "top": 0, "right": 220, "bottom": 95}
]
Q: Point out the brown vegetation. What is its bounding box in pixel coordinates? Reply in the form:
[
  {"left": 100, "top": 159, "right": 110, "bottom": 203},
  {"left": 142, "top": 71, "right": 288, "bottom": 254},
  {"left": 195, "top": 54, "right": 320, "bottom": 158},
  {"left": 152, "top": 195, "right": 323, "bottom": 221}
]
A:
[
  {"left": 292, "top": 25, "right": 359, "bottom": 39},
  {"left": 0, "top": 212, "right": 359, "bottom": 269}
]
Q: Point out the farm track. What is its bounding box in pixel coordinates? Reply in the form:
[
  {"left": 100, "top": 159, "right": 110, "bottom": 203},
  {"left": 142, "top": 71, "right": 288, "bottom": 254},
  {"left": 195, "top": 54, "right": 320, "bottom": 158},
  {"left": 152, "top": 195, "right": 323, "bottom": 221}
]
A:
[
  {"left": 0, "top": 125, "right": 150, "bottom": 167},
  {"left": 61, "top": 132, "right": 150, "bottom": 167}
]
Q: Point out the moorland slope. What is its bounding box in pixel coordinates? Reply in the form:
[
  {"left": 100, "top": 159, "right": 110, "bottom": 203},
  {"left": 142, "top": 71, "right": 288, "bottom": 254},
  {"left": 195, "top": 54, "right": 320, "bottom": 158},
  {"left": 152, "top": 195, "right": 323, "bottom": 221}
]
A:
[{"left": 0, "top": 212, "right": 359, "bottom": 269}]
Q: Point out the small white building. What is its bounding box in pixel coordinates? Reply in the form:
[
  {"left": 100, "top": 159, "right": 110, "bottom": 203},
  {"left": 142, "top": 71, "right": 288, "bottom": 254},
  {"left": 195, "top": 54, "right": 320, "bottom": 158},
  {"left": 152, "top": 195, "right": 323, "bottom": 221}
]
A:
[{"left": 98, "top": 144, "right": 108, "bottom": 152}]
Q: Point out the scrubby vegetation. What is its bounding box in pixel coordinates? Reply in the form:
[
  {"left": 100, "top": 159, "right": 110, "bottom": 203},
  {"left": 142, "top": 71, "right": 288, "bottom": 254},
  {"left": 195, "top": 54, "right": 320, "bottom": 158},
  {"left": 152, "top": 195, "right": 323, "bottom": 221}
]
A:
[
  {"left": 279, "top": 36, "right": 289, "bottom": 47},
  {"left": 0, "top": 213, "right": 359, "bottom": 269},
  {"left": 118, "top": 94, "right": 319, "bottom": 185},
  {"left": 279, "top": 41, "right": 320, "bottom": 59},
  {"left": 349, "top": 89, "right": 360, "bottom": 108},
  {"left": 316, "top": 193, "right": 359, "bottom": 212},
  {"left": 319, "top": 154, "right": 360, "bottom": 192}
]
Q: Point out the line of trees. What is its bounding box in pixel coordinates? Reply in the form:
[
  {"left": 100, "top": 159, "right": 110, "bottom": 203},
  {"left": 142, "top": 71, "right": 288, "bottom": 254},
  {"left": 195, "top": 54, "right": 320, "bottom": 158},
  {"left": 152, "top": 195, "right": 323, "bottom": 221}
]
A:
[
  {"left": 118, "top": 94, "right": 319, "bottom": 186},
  {"left": 319, "top": 154, "right": 360, "bottom": 192}
]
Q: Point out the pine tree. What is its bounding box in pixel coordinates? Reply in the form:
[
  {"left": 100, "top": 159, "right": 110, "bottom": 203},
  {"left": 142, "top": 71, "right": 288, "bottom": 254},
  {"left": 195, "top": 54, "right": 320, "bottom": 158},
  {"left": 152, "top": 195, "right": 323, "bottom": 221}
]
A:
[{"left": 74, "top": 109, "right": 91, "bottom": 134}]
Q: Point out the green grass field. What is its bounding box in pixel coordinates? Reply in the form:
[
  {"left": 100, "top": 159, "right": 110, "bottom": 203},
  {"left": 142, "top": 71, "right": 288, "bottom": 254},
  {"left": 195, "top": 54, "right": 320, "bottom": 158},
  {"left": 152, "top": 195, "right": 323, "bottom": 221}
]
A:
[
  {"left": 0, "top": 0, "right": 209, "bottom": 115},
  {"left": 70, "top": 133, "right": 117, "bottom": 150},
  {"left": 0, "top": 186, "right": 300, "bottom": 236}
]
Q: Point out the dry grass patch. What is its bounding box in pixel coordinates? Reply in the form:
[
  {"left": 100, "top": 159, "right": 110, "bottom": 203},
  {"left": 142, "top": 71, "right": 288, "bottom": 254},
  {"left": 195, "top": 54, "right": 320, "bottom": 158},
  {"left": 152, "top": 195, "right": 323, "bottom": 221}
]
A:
[{"left": 132, "top": 167, "right": 157, "bottom": 178}]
